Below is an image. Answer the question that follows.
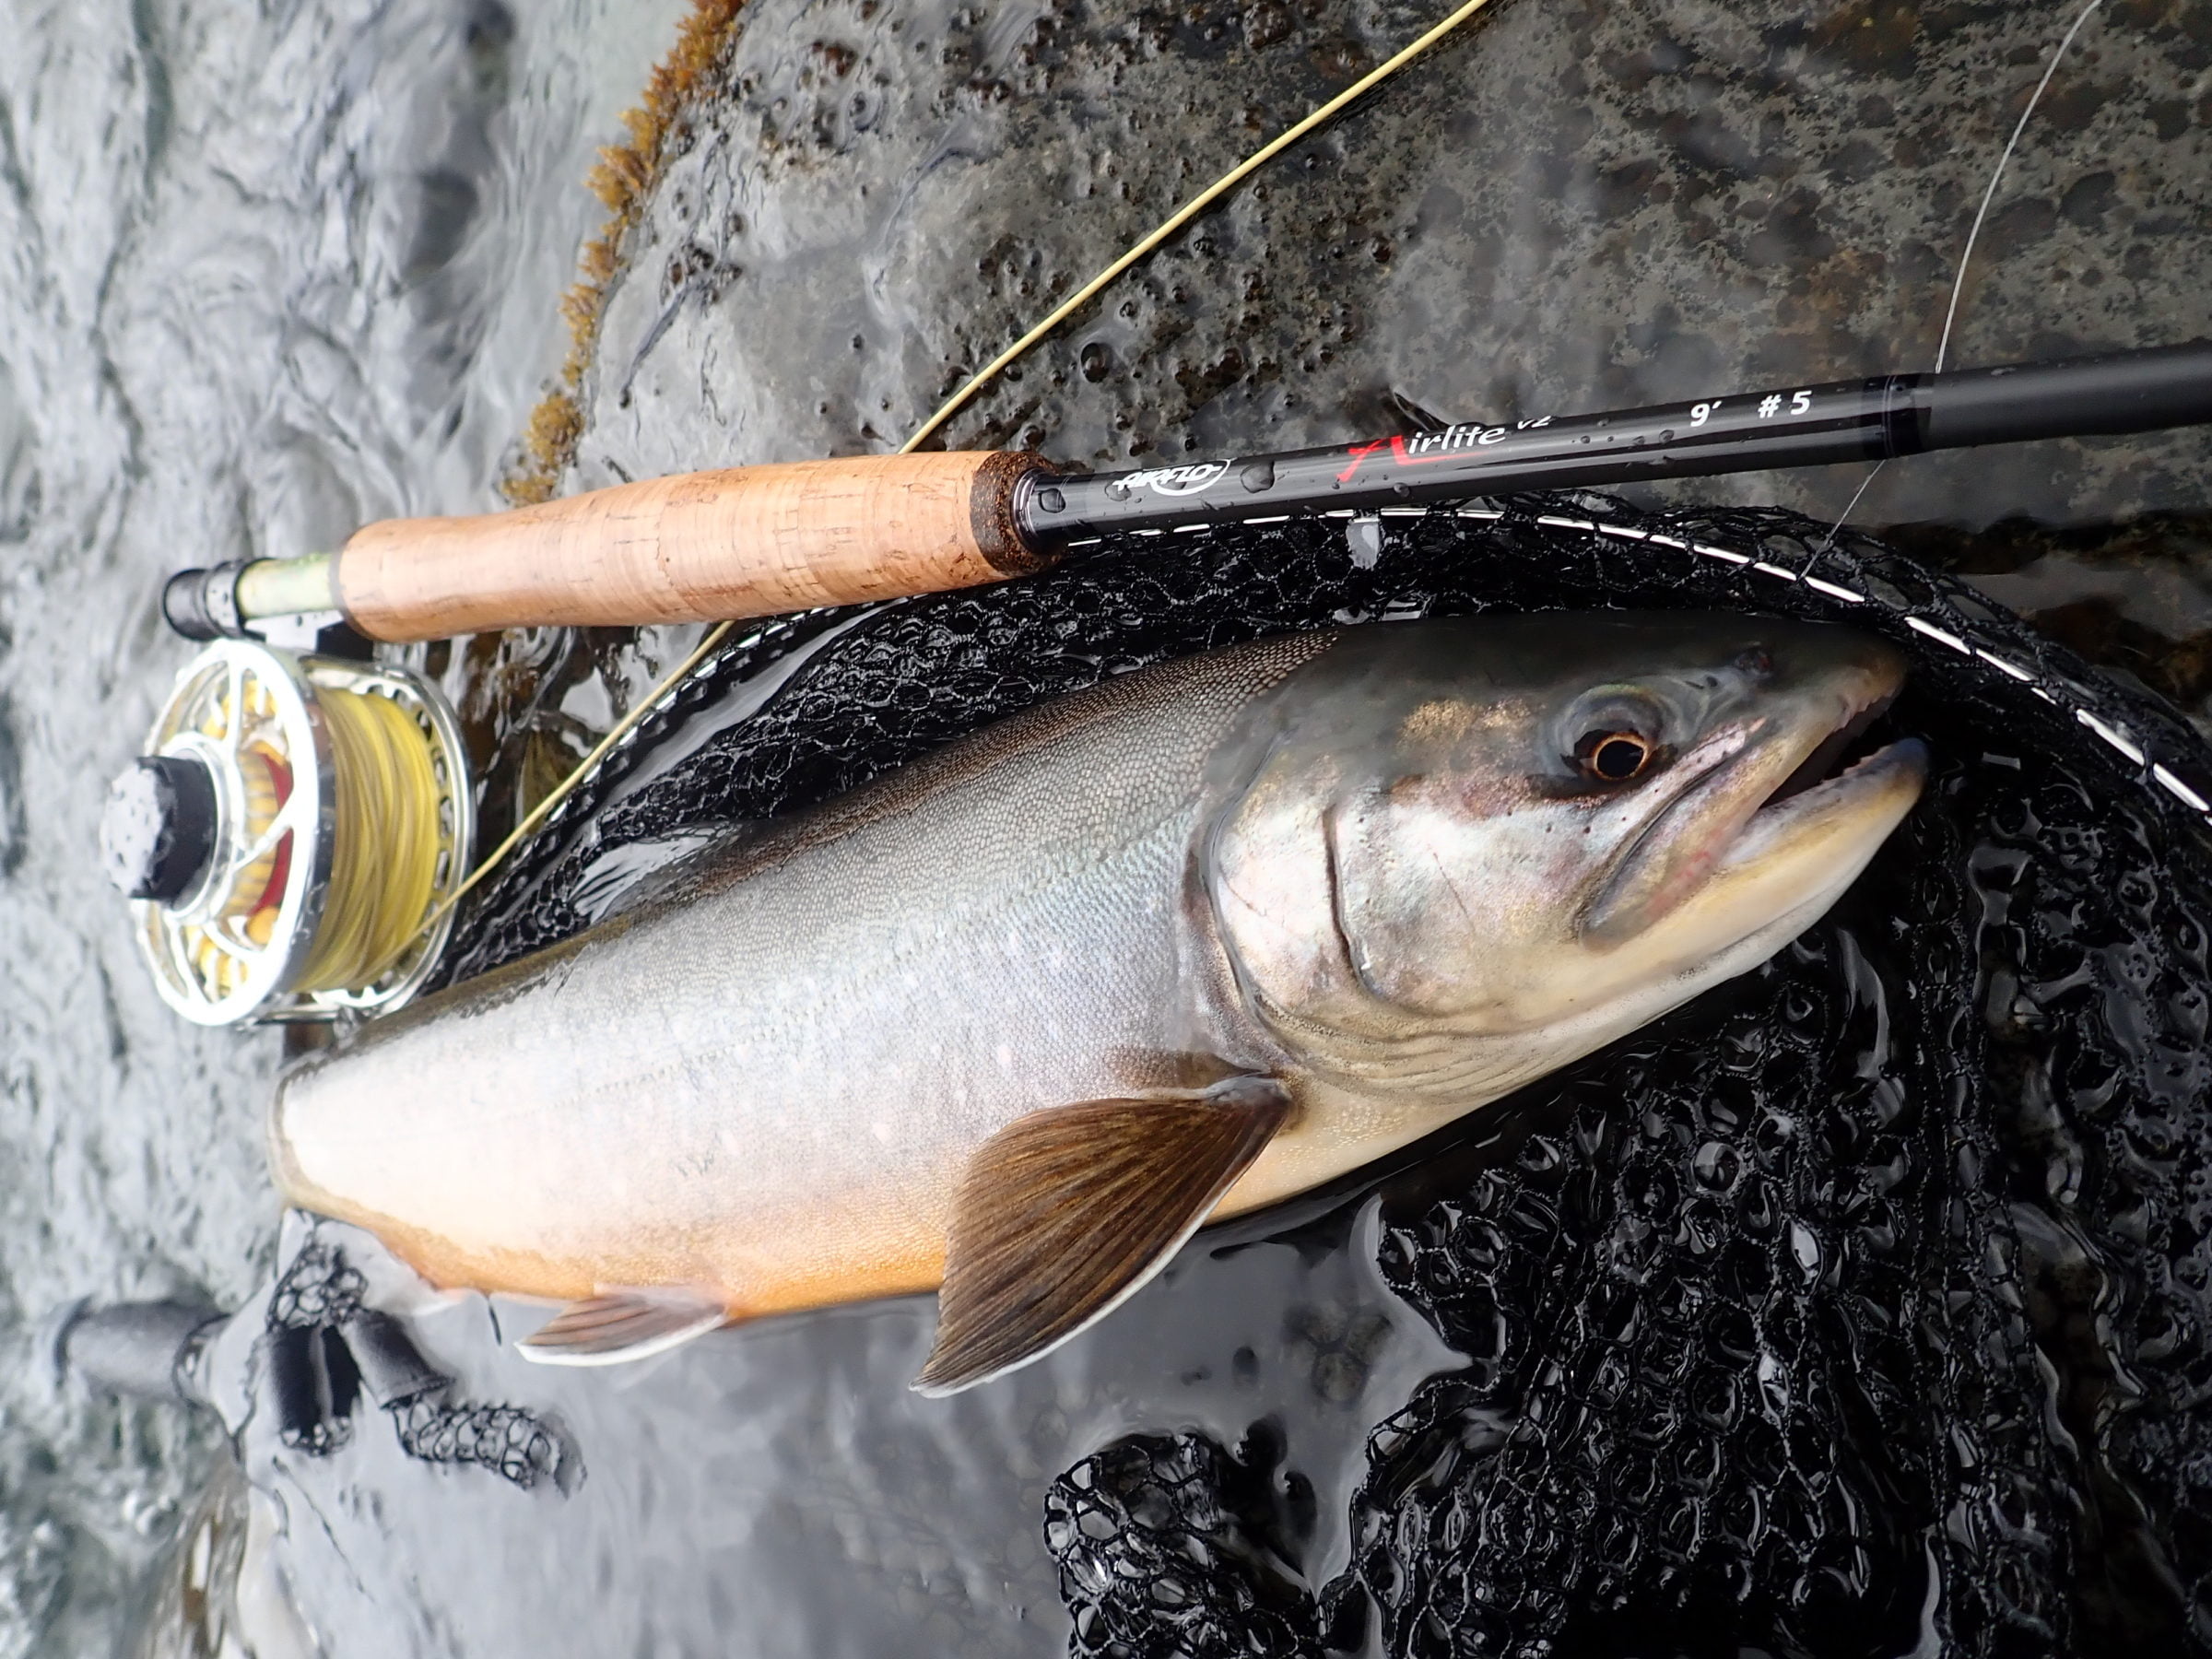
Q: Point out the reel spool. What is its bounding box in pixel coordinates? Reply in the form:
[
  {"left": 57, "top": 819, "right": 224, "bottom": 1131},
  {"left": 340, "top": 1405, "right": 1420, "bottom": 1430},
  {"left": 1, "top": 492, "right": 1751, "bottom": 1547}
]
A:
[{"left": 100, "top": 641, "right": 474, "bottom": 1026}]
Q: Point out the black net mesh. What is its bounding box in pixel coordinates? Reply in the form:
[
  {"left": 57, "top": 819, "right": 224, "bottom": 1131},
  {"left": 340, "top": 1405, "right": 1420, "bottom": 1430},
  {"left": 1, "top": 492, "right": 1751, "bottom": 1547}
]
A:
[
  {"left": 389, "top": 1397, "right": 566, "bottom": 1490},
  {"left": 266, "top": 1241, "right": 365, "bottom": 1332},
  {"left": 263, "top": 1235, "right": 569, "bottom": 1490},
  {"left": 1045, "top": 1429, "right": 1323, "bottom": 1659},
  {"left": 441, "top": 497, "right": 2212, "bottom": 1653}
]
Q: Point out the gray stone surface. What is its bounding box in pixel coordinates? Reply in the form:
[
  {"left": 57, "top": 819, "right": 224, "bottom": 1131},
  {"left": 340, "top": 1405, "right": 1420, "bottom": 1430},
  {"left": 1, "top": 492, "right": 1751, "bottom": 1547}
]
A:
[{"left": 573, "top": 0, "right": 2212, "bottom": 539}]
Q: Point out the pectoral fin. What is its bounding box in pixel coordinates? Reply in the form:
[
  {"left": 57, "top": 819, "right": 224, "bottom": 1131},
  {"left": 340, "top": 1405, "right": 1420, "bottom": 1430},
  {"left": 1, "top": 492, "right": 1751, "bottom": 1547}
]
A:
[
  {"left": 517, "top": 1288, "right": 726, "bottom": 1367},
  {"left": 914, "top": 1075, "right": 1290, "bottom": 1396}
]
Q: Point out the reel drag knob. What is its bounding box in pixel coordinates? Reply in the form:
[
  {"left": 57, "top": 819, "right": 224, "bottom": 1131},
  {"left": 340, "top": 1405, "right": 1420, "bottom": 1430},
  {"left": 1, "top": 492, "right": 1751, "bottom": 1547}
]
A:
[{"left": 100, "top": 756, "right": 221, "bottom": 903}]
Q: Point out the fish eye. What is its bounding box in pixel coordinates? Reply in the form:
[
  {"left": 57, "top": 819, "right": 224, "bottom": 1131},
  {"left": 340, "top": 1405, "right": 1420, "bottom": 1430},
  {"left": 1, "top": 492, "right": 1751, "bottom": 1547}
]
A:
[{"left": 1574, "top": 729, "right": 1655, "bottom": 783}]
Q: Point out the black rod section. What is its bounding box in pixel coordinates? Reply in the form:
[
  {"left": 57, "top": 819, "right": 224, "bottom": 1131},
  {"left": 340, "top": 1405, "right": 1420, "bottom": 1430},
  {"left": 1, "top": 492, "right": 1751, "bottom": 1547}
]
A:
[{"left": 1018, "top": 339, "right": 2212, "bottom": 547}]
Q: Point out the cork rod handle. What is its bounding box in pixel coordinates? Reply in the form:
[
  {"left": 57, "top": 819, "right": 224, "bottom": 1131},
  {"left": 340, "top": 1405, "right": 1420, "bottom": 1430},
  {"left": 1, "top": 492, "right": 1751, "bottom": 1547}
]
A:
[{"left": 333, "top": 451, "right": 1050, "bottom": 643}]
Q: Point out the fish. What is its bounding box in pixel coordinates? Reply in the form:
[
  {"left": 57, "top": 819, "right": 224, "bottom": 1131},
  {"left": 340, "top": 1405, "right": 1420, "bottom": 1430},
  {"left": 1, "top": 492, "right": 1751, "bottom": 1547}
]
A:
[{"left": 267, "top": 613, "right": 1927, "bottom": 1394}]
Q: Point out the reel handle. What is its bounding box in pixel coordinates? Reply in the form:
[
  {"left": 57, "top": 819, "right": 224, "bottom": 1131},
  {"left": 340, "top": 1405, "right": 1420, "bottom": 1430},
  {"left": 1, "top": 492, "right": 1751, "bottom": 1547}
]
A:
[{"left": 169, "top": 451, "right": 1055, "bottom": 645}]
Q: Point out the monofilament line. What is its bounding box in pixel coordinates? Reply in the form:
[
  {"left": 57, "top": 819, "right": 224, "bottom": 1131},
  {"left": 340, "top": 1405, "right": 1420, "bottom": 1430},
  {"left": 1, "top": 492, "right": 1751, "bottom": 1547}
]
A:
[
  {"left": 1935, "top": 0, "right": 2105, "bottom": 373},
  {"left": 1820, "top": 0, "right": 2106, "bottom": 553}
]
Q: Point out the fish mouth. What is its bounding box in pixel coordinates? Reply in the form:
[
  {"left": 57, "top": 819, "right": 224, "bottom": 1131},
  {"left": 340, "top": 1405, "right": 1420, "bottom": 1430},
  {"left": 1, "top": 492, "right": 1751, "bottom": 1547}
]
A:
[
  {"left": 1583, "top": 663, "right": 1926, "bottom": 951},
  {"left": 1763, "top": 687, "right": 1901, "bottom": 808}
]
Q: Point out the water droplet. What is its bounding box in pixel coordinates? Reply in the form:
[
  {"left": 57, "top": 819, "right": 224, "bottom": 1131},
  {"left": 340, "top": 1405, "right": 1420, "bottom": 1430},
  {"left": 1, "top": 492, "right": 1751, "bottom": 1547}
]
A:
[{"left": 1788, "top": 1221, "right": 1823, "bottom": 1281}]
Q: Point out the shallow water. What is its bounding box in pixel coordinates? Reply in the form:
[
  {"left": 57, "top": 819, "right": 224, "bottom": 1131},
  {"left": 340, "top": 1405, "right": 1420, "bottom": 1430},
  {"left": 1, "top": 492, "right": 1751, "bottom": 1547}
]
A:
[
  {"left": 0, "top": 0, "right": 686, "bottom": 1647},
  {"left": 4, "top": 0, "right": 2212, "bottom": 1653}
]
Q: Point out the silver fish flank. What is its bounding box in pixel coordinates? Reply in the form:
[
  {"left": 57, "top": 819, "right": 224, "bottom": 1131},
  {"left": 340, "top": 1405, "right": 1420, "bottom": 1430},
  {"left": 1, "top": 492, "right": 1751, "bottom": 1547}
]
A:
[{"left": 270, "top": 613, "right": 1927, "bottom": 1393}]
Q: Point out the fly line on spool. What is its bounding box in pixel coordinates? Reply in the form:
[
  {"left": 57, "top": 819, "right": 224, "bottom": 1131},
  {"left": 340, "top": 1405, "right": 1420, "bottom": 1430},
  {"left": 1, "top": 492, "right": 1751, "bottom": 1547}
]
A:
[{"left": 300, "top": 683, "right": 446, "bottom": 990}]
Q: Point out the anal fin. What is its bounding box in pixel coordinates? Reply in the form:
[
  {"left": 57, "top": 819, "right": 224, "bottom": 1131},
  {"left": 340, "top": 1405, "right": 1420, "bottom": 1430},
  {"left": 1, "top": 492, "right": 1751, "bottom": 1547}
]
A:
[
  {"left": 517, "top": 1288, "right": 726, "bottom": 1368},
  {"left": 914, "top": 1074, "right": 1290, "bottom": 1396}
]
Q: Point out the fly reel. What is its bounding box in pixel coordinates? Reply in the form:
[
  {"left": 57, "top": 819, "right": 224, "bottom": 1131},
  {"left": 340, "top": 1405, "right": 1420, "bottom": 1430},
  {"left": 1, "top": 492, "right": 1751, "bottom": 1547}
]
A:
[{"left": 100, "top": 641, "right": 474, "bottom": 1026}]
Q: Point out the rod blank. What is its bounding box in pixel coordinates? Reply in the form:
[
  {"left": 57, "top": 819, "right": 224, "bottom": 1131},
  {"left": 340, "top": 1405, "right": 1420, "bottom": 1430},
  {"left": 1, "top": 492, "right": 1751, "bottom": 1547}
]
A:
[
  {"left": 162, "top": 340, "right": 2212, "bottom": 644},
  {"left": 1918, "top": 343, "right": 2212, "bottom": 448},
  {"left": 1030, "top": 339, "right": 2212, "bottom": 541}
]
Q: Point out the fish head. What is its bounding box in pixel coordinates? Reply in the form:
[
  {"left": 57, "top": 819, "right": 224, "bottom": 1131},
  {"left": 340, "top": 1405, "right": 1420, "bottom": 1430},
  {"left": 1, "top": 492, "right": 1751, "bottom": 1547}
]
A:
[{"left": 1204, "top": 612, "right": 1926, "bottom": 1079}]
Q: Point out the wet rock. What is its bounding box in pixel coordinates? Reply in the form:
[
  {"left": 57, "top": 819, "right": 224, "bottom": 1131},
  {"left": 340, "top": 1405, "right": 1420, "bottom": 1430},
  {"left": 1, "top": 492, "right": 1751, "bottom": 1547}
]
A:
[{"left": 571, "top": 0, "right": 2212, "bottom": 535}]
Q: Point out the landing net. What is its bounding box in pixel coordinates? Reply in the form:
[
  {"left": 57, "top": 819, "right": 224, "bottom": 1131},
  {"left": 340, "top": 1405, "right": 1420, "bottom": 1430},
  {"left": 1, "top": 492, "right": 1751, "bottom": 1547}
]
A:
[{"left": 441, "top": 498, "right": 2212, "bottom": 1654}]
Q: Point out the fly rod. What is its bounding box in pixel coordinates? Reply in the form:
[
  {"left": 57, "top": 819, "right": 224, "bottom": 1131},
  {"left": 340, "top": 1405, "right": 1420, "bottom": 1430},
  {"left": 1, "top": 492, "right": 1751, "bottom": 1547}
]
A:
[{"left": 164, "top": 338, "right": 2212, "bottom": 643}]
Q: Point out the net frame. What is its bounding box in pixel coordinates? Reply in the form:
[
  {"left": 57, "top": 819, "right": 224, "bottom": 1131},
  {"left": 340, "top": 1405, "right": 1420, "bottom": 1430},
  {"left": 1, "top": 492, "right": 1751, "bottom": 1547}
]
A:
[{"left": 430, "top": 497, "right": 2212, "bottom": 1654}]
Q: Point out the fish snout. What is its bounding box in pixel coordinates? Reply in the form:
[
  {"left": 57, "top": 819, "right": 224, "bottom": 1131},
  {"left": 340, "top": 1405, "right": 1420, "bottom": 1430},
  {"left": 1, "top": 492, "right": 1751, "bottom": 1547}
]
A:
[{"left": 1580, "top": 640, "right": 1917, "bottom": 949}]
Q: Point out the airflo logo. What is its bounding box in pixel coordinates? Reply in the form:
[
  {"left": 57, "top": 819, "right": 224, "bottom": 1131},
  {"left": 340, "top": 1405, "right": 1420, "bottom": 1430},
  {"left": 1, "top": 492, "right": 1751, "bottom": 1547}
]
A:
[{"left": 1125, "top": 461, "right": 1228, "bottom": 496}]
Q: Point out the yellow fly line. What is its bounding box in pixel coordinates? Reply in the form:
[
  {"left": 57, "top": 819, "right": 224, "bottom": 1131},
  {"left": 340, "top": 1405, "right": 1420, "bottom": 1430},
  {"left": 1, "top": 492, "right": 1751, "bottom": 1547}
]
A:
[
  {"left": 302, "top": 686, "right": 445, "bottom": 988},
  {"left": 421, "top": 0, "right": 1501, "bottom": 937},
  {"left": 899, "top": 0, "right": 1504, "bottom": 454}
]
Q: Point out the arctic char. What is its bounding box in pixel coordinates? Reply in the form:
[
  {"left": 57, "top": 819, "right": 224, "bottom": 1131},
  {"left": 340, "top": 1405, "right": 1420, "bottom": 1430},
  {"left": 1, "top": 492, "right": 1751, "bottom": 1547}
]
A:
[{"left": 270, "top": 615, "right": 1926, "bottom": 1392}]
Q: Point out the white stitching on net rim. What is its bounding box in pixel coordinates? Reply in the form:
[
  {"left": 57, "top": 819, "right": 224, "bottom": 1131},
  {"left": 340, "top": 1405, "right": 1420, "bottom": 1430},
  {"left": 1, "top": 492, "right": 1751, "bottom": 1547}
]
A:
[{"left": 1434, "top": 507, "right": 2210, "bottom": 829}]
